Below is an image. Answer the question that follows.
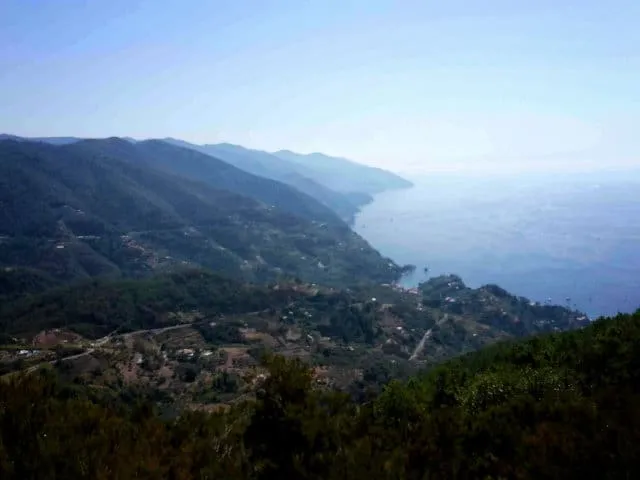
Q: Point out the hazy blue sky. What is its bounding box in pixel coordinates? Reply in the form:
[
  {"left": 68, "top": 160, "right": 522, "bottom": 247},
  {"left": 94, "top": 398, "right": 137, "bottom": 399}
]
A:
[{"left": 1, "top": 0, "right": 639, "bottom": 173}]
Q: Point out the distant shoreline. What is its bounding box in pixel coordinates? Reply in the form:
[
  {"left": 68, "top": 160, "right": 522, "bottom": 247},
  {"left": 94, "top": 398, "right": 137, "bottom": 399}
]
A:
[{"left": 352, "top": 176, "right": 640, "bottom": 318}]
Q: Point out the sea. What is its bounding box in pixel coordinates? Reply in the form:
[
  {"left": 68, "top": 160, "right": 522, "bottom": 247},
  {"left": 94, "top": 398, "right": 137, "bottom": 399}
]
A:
[{"left": 353, "top": 170, "right": 640, "bottom": 319}]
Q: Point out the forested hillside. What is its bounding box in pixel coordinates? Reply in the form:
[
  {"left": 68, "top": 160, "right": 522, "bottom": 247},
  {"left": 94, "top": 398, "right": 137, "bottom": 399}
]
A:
[
  {"left": 161, "top": 139, "right": 373, "bottom": 222},
  {"left": 274, "top": 149, "right": 413, "bottom": 194},
  {"left": 1, "top": 309, "right": 637, "bottom": 478},
  {"left": 1, "top": 134, "right": 413, "bottom": 223},
  {"left": 0, "top": 268, "right": 589, "bottom": 404},
  {"left": 70, "top": 138, "right": 344, "bottom": 224},
  {"left": 0, "top": 139, "right": 401, "bottom": 286}
]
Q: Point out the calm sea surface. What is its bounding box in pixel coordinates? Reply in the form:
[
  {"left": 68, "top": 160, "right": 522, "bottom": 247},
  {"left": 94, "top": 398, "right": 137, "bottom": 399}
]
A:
[{"left": 354, "top": 172, "right": 640, "bottom": 318}]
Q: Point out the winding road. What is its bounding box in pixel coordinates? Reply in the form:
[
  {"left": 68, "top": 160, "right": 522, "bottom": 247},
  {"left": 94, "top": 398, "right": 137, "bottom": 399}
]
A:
[{"left": 22, "top": 323, "right": 198, "bottom": 374}]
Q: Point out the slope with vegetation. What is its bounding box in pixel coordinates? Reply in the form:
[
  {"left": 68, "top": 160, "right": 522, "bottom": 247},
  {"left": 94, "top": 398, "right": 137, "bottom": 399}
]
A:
[
  {"left": 274, "top": 149, "right": 413, "bottom": 194},
  {"left": 0, "top": 138, "right": 401, "bottom": 286},
  {"left": 163, "top": 139, "right": 376, "bottom": 223},
  {"left": 2, "top": 134, "right": 414, "bottom": 222},
  {"left": 0, "top": 308, "right": 637, "bottom": 478},
  {"left": 69, "top": 138, "right": 344, "bottom": 225},
  {"left": 0, "top": 268, "right": 589, "bottom": 403}
]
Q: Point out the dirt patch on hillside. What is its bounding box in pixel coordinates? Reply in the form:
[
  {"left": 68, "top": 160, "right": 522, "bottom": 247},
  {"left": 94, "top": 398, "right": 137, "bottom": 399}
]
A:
[{"left": 32, "top": 329, "right": 83, "bottom": 347}]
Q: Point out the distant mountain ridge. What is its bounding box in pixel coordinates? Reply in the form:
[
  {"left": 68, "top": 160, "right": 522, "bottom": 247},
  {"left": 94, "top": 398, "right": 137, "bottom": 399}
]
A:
[
  {"left": 0, "top": 138, "right": 403, "bottom": 286},
  {"left": 273, "top": 149, "right": 413, "bottom": 194},
  {"left": 155, "top": 139, "right": 412, "bottom": 198},
  {"left": 1, "top": 133, "right": 412, "bottom": 222},
  {"left": 0, "top": 133, "right": 81, "bottom": 145},
  {"left": 158, "top": 139, "right": 414, "bottom": 222},
  {"left": 159, "top": 138, "right": 371, "bottom": 223},
  {"left": 72, "top": 137, "right": 343, "bottom": 225}
]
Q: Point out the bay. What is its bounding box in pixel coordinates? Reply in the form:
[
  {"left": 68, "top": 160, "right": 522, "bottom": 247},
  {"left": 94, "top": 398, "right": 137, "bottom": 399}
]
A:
[{"left": 354, "top": 171, "right": 640, "bottom": 318}]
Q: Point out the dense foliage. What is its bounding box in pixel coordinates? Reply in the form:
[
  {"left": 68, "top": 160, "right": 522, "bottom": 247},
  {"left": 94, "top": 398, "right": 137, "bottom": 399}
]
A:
[
  {"left": 0, "top": 267, "right": 58, "bottom": 300},
  {"left": 162, "top": 139, "right": 375, "bottom": 223},
  {"left": 1, "top": 310, "right": 639, "bottom": 479},
  {"left": 0, "top": 268, "right": 586, "bottom": 351},
  {"left": 0, "top": 269, "right": 304, "bottom": 338},
  {"left": 0, "top": 138, "right": 402, "bottom": 286}
]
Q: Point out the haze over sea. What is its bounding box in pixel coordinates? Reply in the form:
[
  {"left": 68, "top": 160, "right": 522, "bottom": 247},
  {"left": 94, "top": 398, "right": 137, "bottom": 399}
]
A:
[{"left": 354, "top": 171, "right": 640, "bottom": 319}]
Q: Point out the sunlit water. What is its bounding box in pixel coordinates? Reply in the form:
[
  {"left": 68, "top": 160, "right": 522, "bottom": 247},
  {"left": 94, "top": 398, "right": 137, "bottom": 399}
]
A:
[{"left": 354, "top": 172, "right": 640, "bottom": 318}]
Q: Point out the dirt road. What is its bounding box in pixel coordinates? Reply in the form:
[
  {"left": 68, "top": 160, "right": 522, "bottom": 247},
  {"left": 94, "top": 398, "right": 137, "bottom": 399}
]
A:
[{"left": 409, "top": 314, "right": 449, "bottom": 361}]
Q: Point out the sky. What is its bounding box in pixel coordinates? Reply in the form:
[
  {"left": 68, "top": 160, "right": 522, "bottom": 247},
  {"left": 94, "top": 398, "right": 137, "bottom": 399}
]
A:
[{"left": 1, "top": 0, "right": 639, "bottom": 174}]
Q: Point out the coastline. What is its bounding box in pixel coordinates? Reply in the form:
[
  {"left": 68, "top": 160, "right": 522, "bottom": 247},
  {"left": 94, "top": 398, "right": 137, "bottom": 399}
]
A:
[
  {"left": 351, "top": 177, "right": 640, "bottom": 318},
  {"left": 345, "top": 180, "right": 414, "bottom": 227}
]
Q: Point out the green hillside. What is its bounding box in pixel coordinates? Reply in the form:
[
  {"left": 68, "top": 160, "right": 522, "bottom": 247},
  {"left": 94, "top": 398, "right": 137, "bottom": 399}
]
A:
[
  {"left": 0, "top": 305, "right": 637, "bottom": 478},
  {"left": 0, "top": 139, "right": 401, "bottom": 286},
  {"left": 70, "top": 138, "right": 344, "bottom": 225},
  {"left": 274, "top": 149, "right": 413, "bottom": 194},
  {"left": 1, "top": 134, "right": 408, "bottom": 223},
  {"left": 0, "top": 267, "right": 59, "bottom": 300},
  {"left": 162, "top": 139, "right": 374, "bottom": 222},
  {"left": 0, "top": 268, "right": 588, "bottom": 397}
]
